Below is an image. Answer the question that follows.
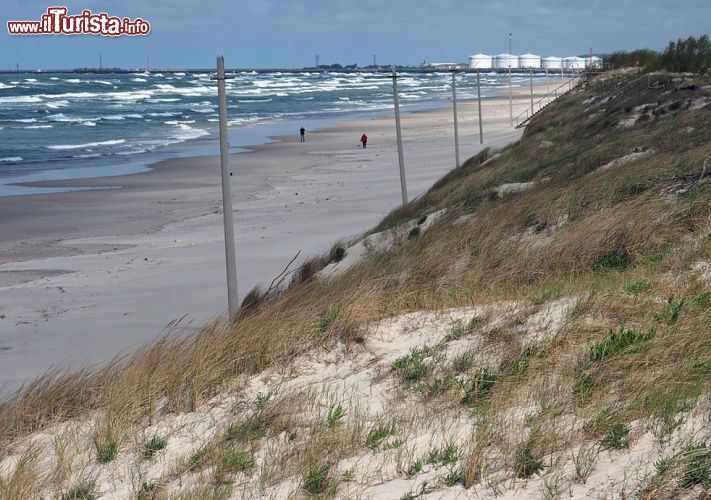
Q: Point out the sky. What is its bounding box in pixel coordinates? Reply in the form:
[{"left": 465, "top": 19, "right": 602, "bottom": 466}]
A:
[{"left": 2, "top": 0, "right": 710, "bottom": 70}]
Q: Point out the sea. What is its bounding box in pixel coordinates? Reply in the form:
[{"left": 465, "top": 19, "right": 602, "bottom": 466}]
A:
[{"left": 0, "top": 70, "right": 537, "bottom": 196}]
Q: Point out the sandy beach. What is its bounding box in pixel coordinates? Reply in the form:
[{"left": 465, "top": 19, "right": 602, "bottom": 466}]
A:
[{"left": 0, "top": 85, "right": 555, "bottom": 395}]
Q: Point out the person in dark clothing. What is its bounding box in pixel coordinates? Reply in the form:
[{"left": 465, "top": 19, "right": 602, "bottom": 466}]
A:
[
  {"left": 299, "top": 127, "right": 306, "bottom": 142},
  {"left": 360, "top": 133, "right": 368, "bottom": 148}
]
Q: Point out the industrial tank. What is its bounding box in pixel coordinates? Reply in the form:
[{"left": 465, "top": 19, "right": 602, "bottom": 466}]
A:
[
  {"left": 563, "top": 56, "right": 586, "bottom": 70},
  {"left": 542, "top": 56, "right": 563, "bottom": 70},
  {"left": 518, "top": 54, "right": 541, "bottom": 69},
  {"left": 468, "top": 54, "right": 493, "bottom": 70},
  {"left": 493, "top": 53, "right": 519, "bottom": 70}
]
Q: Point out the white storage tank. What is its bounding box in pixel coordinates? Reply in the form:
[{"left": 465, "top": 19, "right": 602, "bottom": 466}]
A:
[
  {"left": 493, "top": 53, "right": 519, "bottom": 70},
  {"left": 468, "top": 53, "right": 493, "bottom": 70},
  {"left": 542, "top": 56, "right": 563, "bottom": 70},
  {"left": 518, "top": 53, "right": 541, "bottom": 69},
  {"left": 563, "top": 56, "right": 586, "bottom": 70}
]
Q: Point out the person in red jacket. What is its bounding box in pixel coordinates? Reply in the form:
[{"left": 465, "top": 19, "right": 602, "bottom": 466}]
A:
[{"left": 360, "top": 133, "right": 368, "bottom": 148}]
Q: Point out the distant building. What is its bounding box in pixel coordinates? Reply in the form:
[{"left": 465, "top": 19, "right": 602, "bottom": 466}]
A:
[
  {"left": 468, "top": 54, "right": 493, "bottom": 70},
  {"left": 493, "top": 53, "right": 519, "bottom": 69},
  {"left": 519, "top": 54, "right": 542, "bottom": 69}
]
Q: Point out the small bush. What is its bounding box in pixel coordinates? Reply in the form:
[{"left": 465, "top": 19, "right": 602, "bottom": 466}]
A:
[
  {"left": 61, "top": 482, "right": 96, "bottom": 500},
  {"left": 589, "top": 327, "right": 655, "bottom": 361},
  {"left": 427, "top": 444, "right": 460, "bottom": 467},
  {"left": 329, "top": 245, "right": 347, "bottom": 263},
  {"left": 406, "top": 459, "right": 422, "bottom": 477},
  {"left": 452, "top": 352, "right": 475, "bottom": 373},
  {"left": 601, "top": 423, "right": 630, "bottom": 449},
  {"left": 142, "top": 436, "right": 167, "bottom": 460},
  {"left": 136, "top": 482, "right": 160, "bottom": 500},
  {"left": 625, "top": 280, "right": 651, "bottom": 294},
  {"left": 677, "top": 443, "right": 710, "bottom": 489},
  {"left": 514, "top": 440, "right": 543, "bottom": 478},
  {"left": 303, "top": 463, "right": 333, "bottom": 495},
  {"left": 594, "top": 250, "right": 631, "bottom": 270},
  {"left": 222, "top": 449, "right": 255, "bottom": 472},
  {"left": 326, "top": 405, "right": 346, "bottom": 428},
  {"left": 316, "top": 307, "right": 339, "bottom": 334},
  {"left": 408, "top": 227, "right": 421, "bottom": 240},
  {"left": 654, "top": 297, "right": 684, "bottom": 325},
  {"left": 96, "top": 441, "right": 118, "bottom": 464},
  {"left": 392, "top": 348, "right": 431, "bottom": 384},
  {"left": 225, "top": 416, "right": 264, "bottom": 442},
  {"left": 441, "top": 467, "right": 465, "bottom": 486},
  {"left": 187, "top": 446, "right": 208, "bottom": 469},
  {"left": 460, "top": 367, "right": 497, "bottom": 406},
  {"left": 366, "top": 423, "right": 396, "bottom": 450}
]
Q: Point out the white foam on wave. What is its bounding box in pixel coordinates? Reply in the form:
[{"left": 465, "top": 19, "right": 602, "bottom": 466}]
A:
[
  {"left": 24, "top": 125, "right": 53, "bottom": 129},
  {"left": 45, "top": 99, "right": 70, "bottom": 109},
  {"left": 47, "top": 139, "right": 126, "bottom": 150},
  {"left": 0, "top": 95, "right": 42, "bottom": 104},
  {"left": 0, "top": 82, "right": 16, "bottom": 90},
  {"left": 64, "top": 79, "right": 81, "bottom": 83},
  {"left": 0, "top": 157, "right": 22, "bottom": 162},
  {"left": 154, "top": 84, "right": 176, "bottom": 90},
  {"left": 131, "top": 78, "right": 148, "bottom": 82}
]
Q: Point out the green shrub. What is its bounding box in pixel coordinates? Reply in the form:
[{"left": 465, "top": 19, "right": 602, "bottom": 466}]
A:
[
  {"left": 61, "top": 482, "right": 96, "bottom": 500},
  {"left": 441, "top": 467, "right": 465, "bottom": 486},
  {"left": 392, "top": 348, "right": 431, "bottom": 384},
  {"left": 303, "top": 463, "right": 333, "bottom": 495},
  {"left": 600, "top": 423, "right": 630, "bottom": 449},
  {"left": 222, "top": 449, "right": 255, "bottom": 472},
  {"left": 225, "top": 416, "right": 264, "bottom": 442},
  {"left": 326, "top": 405, "right": 346, "bottom": 428},
  {"left": 366, "top": 423, "right": 396, "bottom": 450},
  {"left": 594, "top": 250, "right": 631, "bottom": 270},
  {"left": 96, "top": 441, "right": 118, "bottom": 464},
  {"left": 427, "top": 444, "right": 460, "bottom": 467},
  {"left": 143, "top": 436, "right": 167, "bottom": 460},
  {"left": 589, "top": 327, "right": 655, "bottom": 361},
  {"left": 514, "top": 440, "right": 543, "bottom": 478},
  {"left": 460, "top": 367, "right": 497, "bottom": 405},
  {"left": 625, "top": 280, "right": 651, "bottom": 294},
  {"left": 408, "top": 227, "right": 421, "bottom": 240},
  {"left": 654, "top": 297, "right": 684, "bottom": 325}
]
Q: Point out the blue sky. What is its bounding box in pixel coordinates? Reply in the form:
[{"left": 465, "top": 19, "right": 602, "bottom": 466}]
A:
[{"left": 2, "top": 0, "right": 709, "bottom": 70}]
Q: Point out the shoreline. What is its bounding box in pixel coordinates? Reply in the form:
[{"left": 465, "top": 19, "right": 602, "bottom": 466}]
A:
[{"left": 0, "top": 82, "right": 559, "bottom": 395}]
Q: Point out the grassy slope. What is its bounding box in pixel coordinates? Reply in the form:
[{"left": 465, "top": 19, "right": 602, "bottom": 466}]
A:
[{"left": 0, "top": 70, "right": 709, "bottom": 498}]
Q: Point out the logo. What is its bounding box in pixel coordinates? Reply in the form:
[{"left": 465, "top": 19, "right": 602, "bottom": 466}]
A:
[{"left": 7, "top": 7, "right": 151, "bottom": 36}]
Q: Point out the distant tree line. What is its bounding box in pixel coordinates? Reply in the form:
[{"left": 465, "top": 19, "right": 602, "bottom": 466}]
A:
[{"left": 605, "top": 35, "right": 711, "bottom": 74}]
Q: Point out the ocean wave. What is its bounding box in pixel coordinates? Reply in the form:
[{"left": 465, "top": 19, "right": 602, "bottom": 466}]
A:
[
  {"left": 47, "top": 139, "right": 126, "bottom": 150},
  {"left": 47, "top": 113, "right": 90, "bottom": 123},
  {"left": 0, "top": 157, "right": 22, "bottom": 162},
  {"left": 24, "top": 125, "right": 53, "bottom": 129},
  {"left": 131, "top": 78, "right": 147, "bottom": 82},
  {"left": 0, "top": 95, "right": 42, "bottom": 104},
  {"left": 45, "top": 100, "right": 70, "bottom": 109},
  {"left": 0, "top": 82, "right": 16, "bottom": 90},
  {"left": 64, "top": 79, "right": 81, "bottom": 83},
  {"left": 154, "top": 84, "right": 176, "bottom": 89},
  {"left": 100, "top": 114, "right": 145, "bottom": 121}
]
